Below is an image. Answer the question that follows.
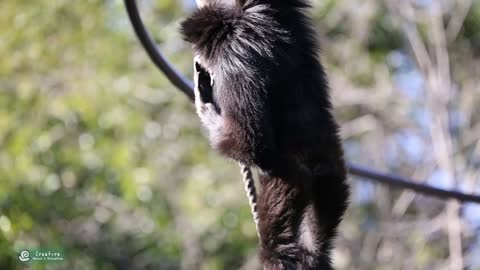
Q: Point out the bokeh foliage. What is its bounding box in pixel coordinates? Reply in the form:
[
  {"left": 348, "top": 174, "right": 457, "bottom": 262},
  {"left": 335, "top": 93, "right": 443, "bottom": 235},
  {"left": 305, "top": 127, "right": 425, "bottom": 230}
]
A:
[{"left": 1, "top": 0, "right": 257, "bottom": 269}]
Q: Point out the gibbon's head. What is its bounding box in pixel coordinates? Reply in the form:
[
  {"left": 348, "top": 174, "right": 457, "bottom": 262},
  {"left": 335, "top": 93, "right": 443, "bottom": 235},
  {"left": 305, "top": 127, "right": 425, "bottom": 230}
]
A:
[{"left": 195, "top": 0, "right": 248, "bottom": 8}]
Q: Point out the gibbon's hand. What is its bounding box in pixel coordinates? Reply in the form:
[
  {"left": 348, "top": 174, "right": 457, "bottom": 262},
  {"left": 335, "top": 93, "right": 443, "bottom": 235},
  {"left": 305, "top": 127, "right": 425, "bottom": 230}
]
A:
[
  {"left": 193, "top": 59, "right": 223, "bottom": 137},
  {"left": 193, "top": 59, "right": 214, "bottom": 105}
]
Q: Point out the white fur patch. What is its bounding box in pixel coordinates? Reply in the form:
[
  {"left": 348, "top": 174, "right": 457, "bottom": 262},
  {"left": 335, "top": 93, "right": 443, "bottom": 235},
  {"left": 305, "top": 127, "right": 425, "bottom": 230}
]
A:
[{"left": 298, "top": 205, "right": 318, "bottom": 253}]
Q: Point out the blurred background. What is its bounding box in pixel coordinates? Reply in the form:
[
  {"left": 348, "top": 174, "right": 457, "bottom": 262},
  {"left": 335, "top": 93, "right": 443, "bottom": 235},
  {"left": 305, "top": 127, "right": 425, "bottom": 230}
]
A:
[{"left": 0, "top": 0, "right": 479, "bottom": 269}]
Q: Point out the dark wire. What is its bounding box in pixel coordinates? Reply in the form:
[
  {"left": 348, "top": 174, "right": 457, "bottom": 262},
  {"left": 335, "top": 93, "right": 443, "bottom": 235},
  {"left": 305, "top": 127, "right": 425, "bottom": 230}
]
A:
[
  {"left": 123, "top": 0, "right": 480, "bottom": 204},
  {"left": 124, "top": 0, "right": 194, "bottom": 101},
  {"left": 349, "top": 164, "right": 480, "bottom": 203}
]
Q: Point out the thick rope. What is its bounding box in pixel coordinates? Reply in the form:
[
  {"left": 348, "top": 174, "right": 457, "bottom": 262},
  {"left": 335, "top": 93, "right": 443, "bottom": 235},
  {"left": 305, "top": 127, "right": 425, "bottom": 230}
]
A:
[{"left": 239, "top": 163, "right": 260, "bottom": 239}]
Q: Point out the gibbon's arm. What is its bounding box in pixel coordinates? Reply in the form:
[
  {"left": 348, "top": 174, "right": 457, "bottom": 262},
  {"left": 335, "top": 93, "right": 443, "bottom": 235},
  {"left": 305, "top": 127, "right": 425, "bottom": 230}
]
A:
[
  {"left": 193, "top": 59, "right": 276, "bottom": 170},
  {"left": 183, "top": 1, "right": 290, "bottom": 170}
]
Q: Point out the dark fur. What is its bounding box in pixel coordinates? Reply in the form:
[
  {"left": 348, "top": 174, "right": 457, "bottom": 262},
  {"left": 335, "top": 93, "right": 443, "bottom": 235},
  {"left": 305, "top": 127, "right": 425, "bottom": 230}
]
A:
[{"left": 181, "top": 0, "right": 349, "bottom": 269}]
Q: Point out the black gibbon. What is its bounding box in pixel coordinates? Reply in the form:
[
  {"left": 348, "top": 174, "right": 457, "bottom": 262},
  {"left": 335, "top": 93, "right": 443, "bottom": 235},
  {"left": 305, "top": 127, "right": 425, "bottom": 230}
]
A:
[{"left": 181, "top": 0, "right": 349, "bottom": 269}]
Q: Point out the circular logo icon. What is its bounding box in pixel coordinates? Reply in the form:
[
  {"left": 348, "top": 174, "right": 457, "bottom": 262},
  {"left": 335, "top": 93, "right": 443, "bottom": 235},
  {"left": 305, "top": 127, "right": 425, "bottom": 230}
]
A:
[{"left": 18, "top": 250, "right": 30, "bottom": 262}]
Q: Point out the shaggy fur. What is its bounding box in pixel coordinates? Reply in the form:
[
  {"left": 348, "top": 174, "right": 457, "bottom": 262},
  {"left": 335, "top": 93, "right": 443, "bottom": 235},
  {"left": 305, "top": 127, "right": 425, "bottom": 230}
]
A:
[{"left": 181, "top": 0, "right": 349, "bottom": 269}]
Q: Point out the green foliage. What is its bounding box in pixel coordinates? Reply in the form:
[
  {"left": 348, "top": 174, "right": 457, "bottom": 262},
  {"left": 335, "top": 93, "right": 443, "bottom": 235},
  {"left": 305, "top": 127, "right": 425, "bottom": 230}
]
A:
[{"left": 0, "top": 0, "right": 257, "bottom": 269}]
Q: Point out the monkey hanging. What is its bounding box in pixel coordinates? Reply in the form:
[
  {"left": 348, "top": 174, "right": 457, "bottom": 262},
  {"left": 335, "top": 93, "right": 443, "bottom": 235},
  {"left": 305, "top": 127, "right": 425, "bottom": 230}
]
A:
[{"left": 181, "top": 0, "right": 349, "bottom": 269}]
